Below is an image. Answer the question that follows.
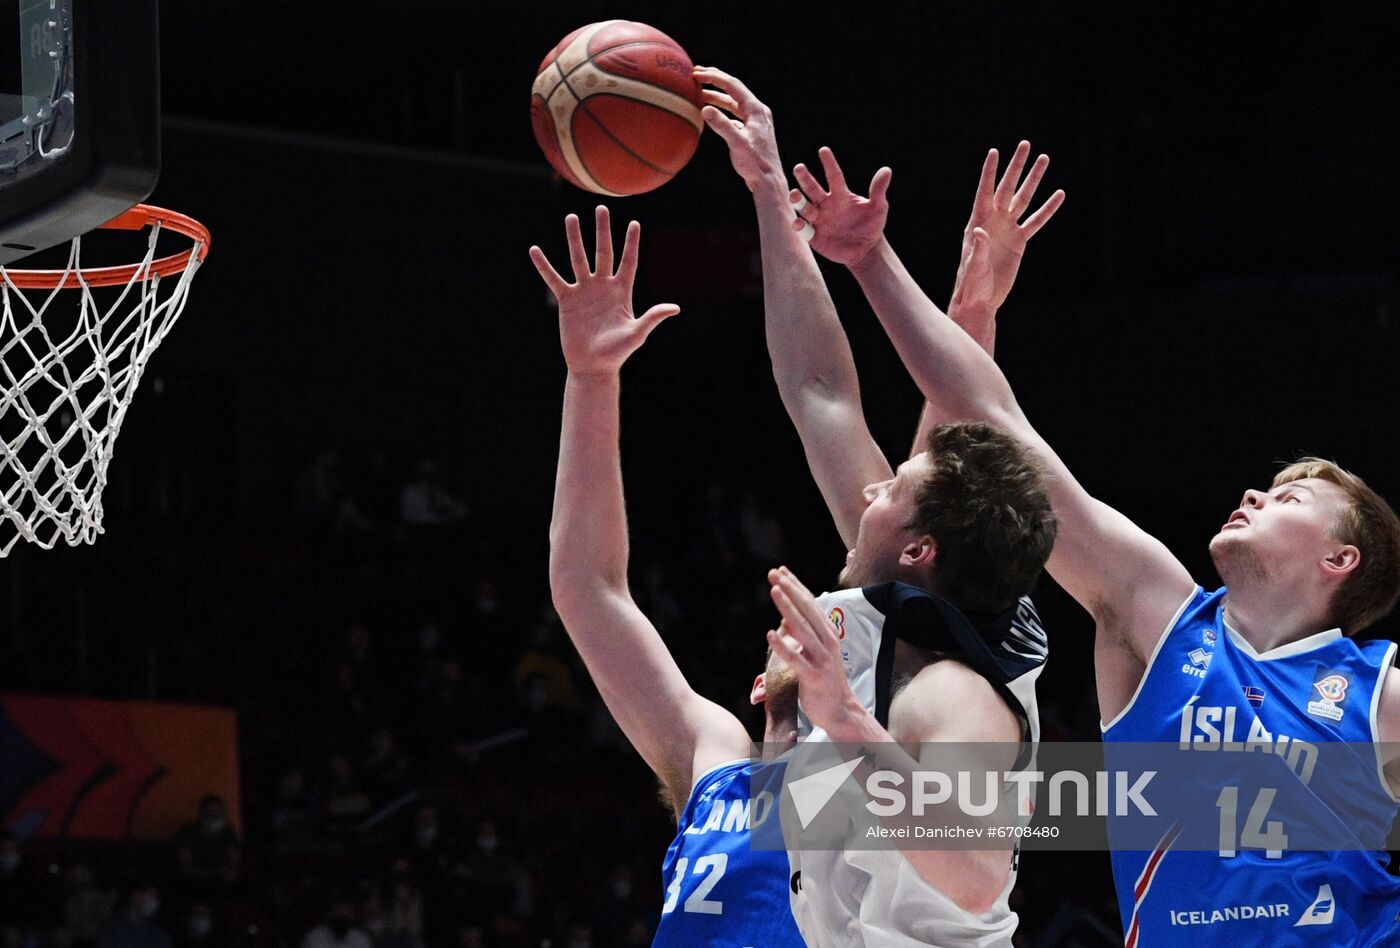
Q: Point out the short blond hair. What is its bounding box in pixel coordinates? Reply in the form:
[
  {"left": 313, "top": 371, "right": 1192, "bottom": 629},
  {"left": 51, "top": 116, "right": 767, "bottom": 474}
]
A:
[{"left": 1272, "top": 458, "right": 1400, "bottom": 634}]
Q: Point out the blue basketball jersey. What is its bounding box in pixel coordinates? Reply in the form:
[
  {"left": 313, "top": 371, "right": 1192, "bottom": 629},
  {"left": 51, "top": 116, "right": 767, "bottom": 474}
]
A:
[
  {"left": 1103, "top": 586, "right": 1400, "bottom": 946},
  {"left": 653, "top": 758, "right": 803, "bottom": 947}
]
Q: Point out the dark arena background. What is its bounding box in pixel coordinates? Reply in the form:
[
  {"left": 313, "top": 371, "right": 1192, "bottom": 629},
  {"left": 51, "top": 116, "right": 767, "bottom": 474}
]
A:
[{"left": 1, "top": 3, "right": 1396, "bottom": 946}]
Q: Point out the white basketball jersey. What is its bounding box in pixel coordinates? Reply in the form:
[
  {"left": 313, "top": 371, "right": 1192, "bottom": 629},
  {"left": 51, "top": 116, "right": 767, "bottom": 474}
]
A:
[{"left": 788, "top": 583, "right": 1047, "bottom": 947}]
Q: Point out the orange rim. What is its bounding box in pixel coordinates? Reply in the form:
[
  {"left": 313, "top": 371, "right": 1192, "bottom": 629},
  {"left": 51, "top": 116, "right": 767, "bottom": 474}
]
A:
[{"left": 0, "top": 204, "right": 211, "bottom": 290}]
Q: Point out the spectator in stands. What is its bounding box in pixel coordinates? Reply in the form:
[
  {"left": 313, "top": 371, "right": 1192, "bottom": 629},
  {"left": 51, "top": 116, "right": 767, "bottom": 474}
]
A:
[
  {"left": 461, "top": 821, "right": 530, "bottom": 924},
  {"left": 63, "top": 862, "right": 114, "bottom": 948},
  {"left": 691, "top": 479, "right": 742, "bottom": 577},
  {"left": 321, "top": 753, "right": 372, "bottom": 837},
  {"left": 563, "top": 922, "right": 593, "bottom": 948},
  {"left": 0, "top": 832, "right": 30, "bottom": 948},
  {"left": 97, "top": 881, "right": 170, "bottom": 948},
  {"left": 415, "top": 661, "right": 475, "bottom": 763},
  {"left": 270, "top": 769, "right": 316, "bottom": 853},
  {"left": 399, "top": 458, "right": 466, "bottom": 526},
  {"left": 637, "top": 563, "right": 683, "bottom": 633},
  {"left": 173, "top": 902, "right": 225, "bottom": 948},
  {"left": 362, "top": 727, "right": 410, "bottom": 806},
  {"left": 173, "top": 795, "right": 242, "bottom": 895},
  {"left": 622, "top": 919, "right": 653, "bottom": 945},
  {"left": 590, "top": 864, "right": 640, "bottom": 945},
  {"left": 325, "top": 661, "right": 375, "bottom": 742},
  {"left": 738, "top": 489, "right": 788, "bottom": 565},
  {"left": 302, "top": 901, "right": 371, "bottom": 948},
  {"left": 294, "top": 448, "right": 347, "bottom": 532},
  {"left": 511, "top": 623, "right": 578, "bottom": 714},
  {"left": 355, "top": 449, "right": 399, "bottom": 530},
  {"left": 344, "top": 622, "right": 375, "bottom": 676},
  {"left": 454, "top": 924, "right": 487, "bottom": 948},
  {"left": 404, "top": 806, "right": 450, "bottom": 888},
  {"left": 378, "top": 870, "right": 425, "bottom": 948}
]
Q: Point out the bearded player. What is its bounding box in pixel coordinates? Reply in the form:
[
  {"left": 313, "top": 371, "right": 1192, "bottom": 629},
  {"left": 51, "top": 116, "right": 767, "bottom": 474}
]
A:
[
  {"left": 695, "top": 65, "right": 1067, "bottom": 945},
  {"left": 793, "top": 140, "right": 1400, "bottom": 944}
]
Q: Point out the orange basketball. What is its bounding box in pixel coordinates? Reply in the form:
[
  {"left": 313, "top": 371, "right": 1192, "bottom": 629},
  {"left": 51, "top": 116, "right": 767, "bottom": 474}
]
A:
[{"left": 530, "top": 21, "right": 703, "bottom": 196}]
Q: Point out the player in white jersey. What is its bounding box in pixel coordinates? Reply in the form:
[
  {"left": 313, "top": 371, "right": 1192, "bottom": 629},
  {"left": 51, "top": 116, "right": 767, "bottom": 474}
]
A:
[
  {"left": 696, "top": 66, "right": 1064, "bottom": 943},
  {"left": 791, "top": 141, "right": 1400, "bottom": 940}
]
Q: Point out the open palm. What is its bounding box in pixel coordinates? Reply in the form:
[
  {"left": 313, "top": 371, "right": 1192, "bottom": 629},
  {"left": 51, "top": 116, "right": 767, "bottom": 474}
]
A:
[
  {"left": 956, "top": 141, "right": 1064, "bottom": 309},
  {"left": 529, "top": 206, "right": 679, "bottom": 376},
  {"left": 789, "top": 147, "right": 892, "bottom": 271}
]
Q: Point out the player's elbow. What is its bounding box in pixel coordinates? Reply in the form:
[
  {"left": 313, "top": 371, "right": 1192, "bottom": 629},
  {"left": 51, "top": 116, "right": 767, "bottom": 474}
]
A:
[
  {"left": 951, "top": 878, "right": 1002, "bottom": 917},
  {"left": 548, "top": 557, "right": 625, "bottom": 620},
  {"left": 777, "top": 373, "right": 849, "bottom": 415},
  {"left": 547, "top": 563, "right": 590, "bottom": 619},
  {"left": 907, "top": 850, "right": 1007, "bottom": 917}
]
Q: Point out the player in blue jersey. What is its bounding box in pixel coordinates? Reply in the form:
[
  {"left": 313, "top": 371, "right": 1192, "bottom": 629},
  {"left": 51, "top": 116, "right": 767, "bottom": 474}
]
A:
[
  {"left": 532, "top": 209, "right": 804, "bottom": 947},
  {"left": 794, "top": 146, "right": 1400, "bottom": 944},
  {"left": 697, "top": 66, "right": 1065, "bottom": 944}
]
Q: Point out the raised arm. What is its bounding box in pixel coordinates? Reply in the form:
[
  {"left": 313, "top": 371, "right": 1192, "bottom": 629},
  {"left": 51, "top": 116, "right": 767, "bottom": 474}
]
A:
[
  {"left": 799, "top": 154, "right": 1194, "bottom": 713},
  {"left": 534, "top": 207, "right": 750, "bottom": 811},
  {"left": 695, "top": 66, "right": 889, "bottom": 549},
  {"left": 905, "top": 142, "right": 1064, "bottom": 457}
]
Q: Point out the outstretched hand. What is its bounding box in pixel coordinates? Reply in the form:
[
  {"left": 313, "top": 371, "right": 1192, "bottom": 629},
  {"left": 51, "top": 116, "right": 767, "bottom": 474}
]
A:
[
  {"left": 789, "top": 147, "right": 892, "bottom": 271},
  {"left": 766, "top": 566, "right": 862, "bottom": 733},
  {"left": 529, "top": 206, "right": 679, "bottom": 377},
  {"left": 953, "top": 141, "right": 1064, "bottom": 310}
]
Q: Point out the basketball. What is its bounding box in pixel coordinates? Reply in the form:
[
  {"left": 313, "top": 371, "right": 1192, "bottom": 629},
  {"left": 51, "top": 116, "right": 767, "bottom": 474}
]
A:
[{"left": 530, "top": 21, "right": 703, "bottom": 196}]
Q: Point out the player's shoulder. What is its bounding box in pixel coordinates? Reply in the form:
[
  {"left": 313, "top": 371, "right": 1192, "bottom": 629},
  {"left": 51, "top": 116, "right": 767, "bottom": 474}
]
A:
[
  {"left": 893, "top": 658, "right": 1019, "bottom": 742},
  {"left": 909, "top": 657, "right": 1001, "bottom": 704},
  {"left": 1375, "top": 661, "right": 1400, "bottom": 733}
]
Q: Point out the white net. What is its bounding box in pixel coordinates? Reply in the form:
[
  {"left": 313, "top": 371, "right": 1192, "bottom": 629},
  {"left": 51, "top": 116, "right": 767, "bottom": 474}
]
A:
[{"left": 0, "top": 221, "right": 204, "bottom": 555}]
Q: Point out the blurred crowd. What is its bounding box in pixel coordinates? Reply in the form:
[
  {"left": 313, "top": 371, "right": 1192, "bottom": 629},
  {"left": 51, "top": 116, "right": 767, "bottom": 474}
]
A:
[{"left": 1, "top": 445, "right": 1113, "bottom": 947}]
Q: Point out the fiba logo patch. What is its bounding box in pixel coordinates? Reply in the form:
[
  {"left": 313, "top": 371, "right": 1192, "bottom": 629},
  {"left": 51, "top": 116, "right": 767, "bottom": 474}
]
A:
[
  {"left": 1315, "top": 676, "right": 1347, "bottom": 702},
  {"left": 827, "top": 607, "right": 846, "bottom": 640},
  {"left": 1307, "top": 669, "right": 1349, "bottom": 723}
]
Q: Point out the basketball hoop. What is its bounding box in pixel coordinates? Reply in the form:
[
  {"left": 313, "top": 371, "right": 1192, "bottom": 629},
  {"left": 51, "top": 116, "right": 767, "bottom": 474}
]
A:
[{"left": 0, "top": 204, "right": 210, "bottom": 555}]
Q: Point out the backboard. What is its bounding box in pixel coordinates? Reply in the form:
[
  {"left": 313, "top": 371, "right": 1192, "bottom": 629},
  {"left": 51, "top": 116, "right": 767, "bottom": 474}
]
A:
[{"left": 0, "top": 0, "right": 160, "bottom": 265}]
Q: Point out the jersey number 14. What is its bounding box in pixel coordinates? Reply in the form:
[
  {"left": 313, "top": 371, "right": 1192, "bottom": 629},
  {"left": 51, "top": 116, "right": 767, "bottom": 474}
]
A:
[{"left": 1215, "top": 786, "right": 1287, "bottom": 858}]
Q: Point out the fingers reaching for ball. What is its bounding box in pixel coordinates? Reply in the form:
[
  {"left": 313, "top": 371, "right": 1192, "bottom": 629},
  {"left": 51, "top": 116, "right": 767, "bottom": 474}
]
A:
[
  {"left": 692, "top": 65, "right": 767, "bottom": 117},
  {"left": 699, "top": 87, "right": 742, "bottom": 119}
]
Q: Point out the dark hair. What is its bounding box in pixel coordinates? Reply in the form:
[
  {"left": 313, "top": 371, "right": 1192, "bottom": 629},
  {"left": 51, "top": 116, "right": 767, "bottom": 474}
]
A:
[{"left": 911, "top": 422, "right": 1057, "bottom": 615}]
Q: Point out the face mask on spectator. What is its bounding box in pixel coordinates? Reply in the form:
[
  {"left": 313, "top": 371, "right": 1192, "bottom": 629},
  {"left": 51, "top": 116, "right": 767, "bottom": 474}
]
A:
[
  {"left": 141, "top": 894, "right": 161, "bottom": 918},
  {"left": 611, "top": 878, "right": 632, "bottom": 900},
  {"left": 202, "top": 816, "right": 227, "bottom": 834},
  {"left": 189, "top": 914, "right": 213, "bottom": 939},
  {"left": 476, "top": 833, "right": 497, "bottom": 853},
  {"left": 415, "top": 826, "right": 437, "bottom": 848},
  {"left": 0, "top": 852, "right": 19, "bottom": 873}
]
